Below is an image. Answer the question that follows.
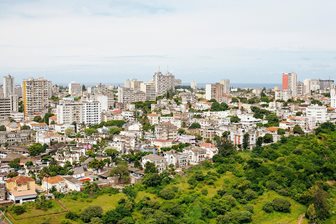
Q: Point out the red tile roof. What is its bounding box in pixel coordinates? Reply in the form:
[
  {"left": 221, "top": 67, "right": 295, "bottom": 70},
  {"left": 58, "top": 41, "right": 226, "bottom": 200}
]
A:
[{"left": 7, "top": 176, "right": 34, "bottom": 185}]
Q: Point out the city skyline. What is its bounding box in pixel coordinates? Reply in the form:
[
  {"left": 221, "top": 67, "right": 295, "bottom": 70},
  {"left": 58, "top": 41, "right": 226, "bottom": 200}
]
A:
[{"left": 1, "top": 0, "right": 336, "bottom": 83}]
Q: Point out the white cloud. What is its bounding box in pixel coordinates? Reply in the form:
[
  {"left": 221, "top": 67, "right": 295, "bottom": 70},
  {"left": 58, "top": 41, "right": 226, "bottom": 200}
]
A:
[{"left": 0, "top": 0, "right": 336, "bottom": 83}]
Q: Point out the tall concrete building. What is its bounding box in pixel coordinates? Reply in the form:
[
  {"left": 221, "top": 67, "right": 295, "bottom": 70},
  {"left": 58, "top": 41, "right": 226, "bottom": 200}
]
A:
[
  {"left": 191, "top": 80, "right": 197, "bottom": 90},
  {"left": 3, "top": 75, "right": 15, "bottom": 98},
  {"left": 2, "top": 75, "right": 18, "bottom": 118},
  {"left": 153, "top": 71, "right": 175, "bottom": 96},
  {"left": 282, "top": 73, "right": 297, "bottom": 97},
  {"left": 296, "top": 81, "right": 304, "bottom": 96},
  {"left": 130, "top": 79, "right": 143, "bottom": 91},
  {"left": 140, "top": 82, "right": 156, "bottom": 101},
  {"left": 303, "top": 79, "right": 320, "bottom": 95},
  {"left": 205, "top": 83, "right": 224, "bottom": 101},
  {"left": 118, "top": 87, "right": 146, "bottom": 104},
  {"left": 68, "top": 82, "right": 82, "bottom": 96},
  {"left": 319, "top": 79, "right": 334, "bottom": 91},
  {"left": 56, "top": 98, "right": 83, "bottom": 125},
  {"left": 219, "top": 79, "right": 230, "bottom": 94},
  {"left": 331, "top": 87, "right": 336, "bottom": 108},
  {"left": 82, "top": 100, "right": 102, "bottom": 125},
  {"left": 22, "top": 78, "right": 51, "bottom": 119},
  {"left": 95, "top": 95, "right": 108, "bottom": 111}
]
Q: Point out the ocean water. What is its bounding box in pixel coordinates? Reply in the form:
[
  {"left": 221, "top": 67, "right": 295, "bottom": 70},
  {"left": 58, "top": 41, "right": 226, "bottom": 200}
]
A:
[{"left": 187, "top": 83, "right": 280, "bottom": 89}]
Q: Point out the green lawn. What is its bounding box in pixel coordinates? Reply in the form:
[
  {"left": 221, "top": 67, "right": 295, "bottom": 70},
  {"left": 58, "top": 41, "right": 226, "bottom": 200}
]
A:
[
  {"left": 250, "top": 191, "right": 308, "bottom": 224},
  {"left": 6, "top": 193, "right": 126, "bottom": 224}
]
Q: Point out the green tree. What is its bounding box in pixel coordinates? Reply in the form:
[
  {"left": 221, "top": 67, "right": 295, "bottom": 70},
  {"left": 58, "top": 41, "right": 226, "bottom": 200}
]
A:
[
  {"left": 243, "top": 133, "right": 250, "bottom": 150},
  {"left": 105, "top": 148, "right": 119, "bottom": 163},
  {"left": 189, "top": 122, "right": 201, "bottom": 129},
  {"left": 80, "top": 206, "right": 103, "bottom": 223},
  {"left": 9, "top": 158, "right": 21, "bottom": 170},
  {"left": 21, "top": 125, "right": 30, "bottom": 130},
  {"left": 230, "top": 116, "right": 241, "bottom": 123},
  {"left": 263, "top": 134, "right": 273, "bottom": 143},
  {"left": 85, "top": 128, "right": 97, "bottom": 136},
  {"left": 28, "top": 143, "right": 47, "bottom": 156},
  {"left": 144, "top": 162, "right": 158, "bottom": 174},
  {"left": 306, "top": 204, "right": 318, "bottom": 223},
  {"left": 33, "top": 116, "right": 43, "bottom": 123},
  {"left": 110, "top": 164, "right": 130, "bottom": 183},
  {"left": 109, "top": 127, "right": 122, "bottom": 135},
  {"left": 293, "top": 125, "right": 304, "bottom": 135},
  {"left": 0, "top": 125, "right": 6, "bottom": 131},
  {"left": 277, "top": 128, "right": 286, "bottom": 135}
]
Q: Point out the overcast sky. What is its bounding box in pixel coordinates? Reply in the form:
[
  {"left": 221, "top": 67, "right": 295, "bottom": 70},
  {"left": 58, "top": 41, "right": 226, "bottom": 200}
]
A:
[{"left": 1, "top": 0, "right": 336, "bottom": 85}]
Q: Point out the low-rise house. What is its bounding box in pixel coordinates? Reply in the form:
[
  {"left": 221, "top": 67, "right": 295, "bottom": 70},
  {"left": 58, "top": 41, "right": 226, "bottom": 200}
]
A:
[
  {"left": 184, "top": 147, "right": 207, "bottom": 165},
  {"left": 199, "top": 143, "right": 219, "bottom": 159},
  {"left": 36, "top": 131, "right": 66, "bottom": 145},
  {"left": 6, "top": 176, "right": 37, "bottom": 203},
  {"left": 163, "top": 151, "right": 189, "bottom": 168},
  {"left": 42, "top": 176, "right": 66, "bottom": 193},
  {"left": 73, "top": 166, "right": 85, "bottom": 179},
  {"left": 151, "top": 139, "right": 173, "bottom": 148},
  {"left": 141, "top": 154, "right": 167, "bottom": 173},
  {"left": 155, "top": 122, "right": 177, "bottom": 140},
  {"left": 63, "top": 176, "right": 82, "bottom": 192}
]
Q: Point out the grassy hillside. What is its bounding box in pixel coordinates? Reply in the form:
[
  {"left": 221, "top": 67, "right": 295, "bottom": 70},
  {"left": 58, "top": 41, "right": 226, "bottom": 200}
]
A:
[{"left": 6, "top": 122, "right": 336, "bottom": 224}]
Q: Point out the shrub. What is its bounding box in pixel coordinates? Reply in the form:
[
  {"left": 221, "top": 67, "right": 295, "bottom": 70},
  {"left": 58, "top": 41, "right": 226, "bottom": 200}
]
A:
[
  {"left": 11, "top": 205, "right": 26, "bottom": 215},
  {"left": 272, "top": 198, "right": 291, "bottom": 213},
  {"left": 80, "top": 206, "right": 103, "bottom": 223},
  {"left": 65, "top": 211, "right": 79, "bottom": 220},
  {"left": 262, "top": 202, "right": 274, "bottom": 213}
]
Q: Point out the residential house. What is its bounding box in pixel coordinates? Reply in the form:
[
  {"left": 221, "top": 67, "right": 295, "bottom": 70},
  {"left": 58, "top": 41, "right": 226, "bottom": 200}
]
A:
[{"left": 6, "top": 176, "right": 37, "bottom": 203}]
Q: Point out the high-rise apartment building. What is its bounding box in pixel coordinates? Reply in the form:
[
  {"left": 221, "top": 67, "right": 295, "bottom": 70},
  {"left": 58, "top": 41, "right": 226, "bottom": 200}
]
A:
[
  {"left": 95, "top": 95, "right": 108, "bottom": 111},
  {"left": 331, "top": 87, "right": 336, "bottom": 108},
  {"left": 306, "top": 104, "right": 329, "bottom": 129},
  {"left": 296, "top": 81, "right": 304, "bottom": 96},
  {"left": 22, "top": 78, "right": 51, "bottom": 119},
  {"left": 153, "top": 71, "right": 175, "bottom": 96},
  {"left": 319, "top": 79, "right": 334, "bottom": 91},
  {"left": 56, "top": 98, "right": 83, "bottom": 125},
  {"left": 3, "top": 75, "right": 15, "bottom": 98},
  {"left": 82, "top": 100, "right": 102, "bottom": 125},
  {"left": 303, "top": 79, "right": 320, "bottom": 95},
  {"left": 140, "top": 82, "right": 156, "bottom": 101},
  {"left": 205, "top": 83, "right": 224, "bottom": 101},
  {"left": 191, "top": 81, "right": 197, "bottom": 90},
  {"left": 130, "top": 79, "right": 143, "bottom": 91},
  {"left": 118, "top": 87, "right": 146, "bottom": 104},
  {"left": 219, "top": 79, "right": 230, "bottom": 94},
  {"left": 68, "top": 82, "right": 82, "bottom": 96},
  {"left": 282, "top": 73, "right": 297, "bottom": 97}
]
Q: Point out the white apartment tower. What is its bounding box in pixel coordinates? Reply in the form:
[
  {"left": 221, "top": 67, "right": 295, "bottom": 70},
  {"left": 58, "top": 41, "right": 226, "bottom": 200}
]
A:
[
  {"left": 82, "top": 100, "right": 102, "bottom": 125},
  {"left": 140, "top": 82, "right": 156, "bottom": 101},
  {"left": 331, "top": 87, "right": 336, "bottom": 108},
  {"left": 3, "top": 75, "right": 15, "bottom": 98},
  {"left": 153, "top": 71, "right": 175, "bottom": 96},
  {"left": 118, "top": 87, "right": 146, "bottom": 104},
  {"left": 306, "top": 104, "right": 328, "bottom": 129},
  {"left": 22, "top": 78, "right": 51, "bottom": 119},
  {"left": 191, "top": 80, "right": 197, "bottom": 90},
  {"left": 56, "top": 98, "right": 83, "bottom": 125},
  {"left": 219, "top": 79, "right": 230, "bottom": 94},
  {"left": 68, "top": 82, "right": 82, "bottom": 96}
]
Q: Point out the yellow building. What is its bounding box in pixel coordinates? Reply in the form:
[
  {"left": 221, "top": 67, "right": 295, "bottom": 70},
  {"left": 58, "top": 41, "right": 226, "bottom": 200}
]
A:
[{"left": 6, "top": 176, "right": 37, "bottom": 203}]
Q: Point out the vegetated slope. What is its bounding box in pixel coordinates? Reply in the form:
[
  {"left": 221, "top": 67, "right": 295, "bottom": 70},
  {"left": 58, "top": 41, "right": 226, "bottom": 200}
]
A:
[{"left": 8, "top": 123, "right": 336, "bottom": 224}]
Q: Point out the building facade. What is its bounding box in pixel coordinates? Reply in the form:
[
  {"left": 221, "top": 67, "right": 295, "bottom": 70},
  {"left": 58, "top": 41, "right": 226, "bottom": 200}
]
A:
[{"left": 22, "top": 78, "right": 51, "bottom": 119}]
